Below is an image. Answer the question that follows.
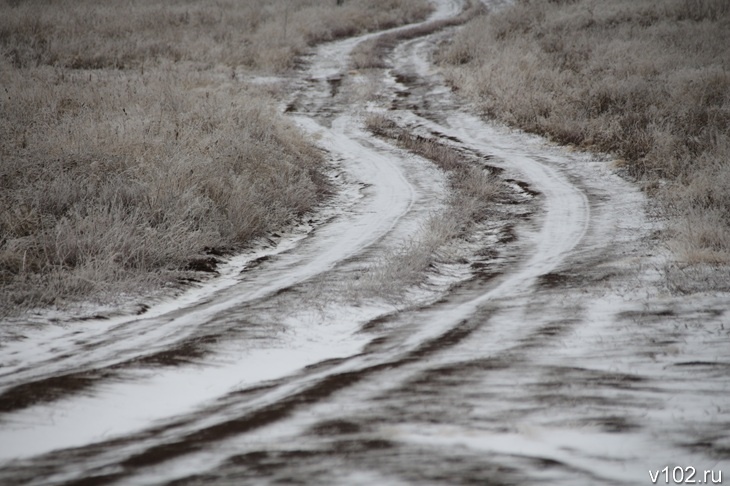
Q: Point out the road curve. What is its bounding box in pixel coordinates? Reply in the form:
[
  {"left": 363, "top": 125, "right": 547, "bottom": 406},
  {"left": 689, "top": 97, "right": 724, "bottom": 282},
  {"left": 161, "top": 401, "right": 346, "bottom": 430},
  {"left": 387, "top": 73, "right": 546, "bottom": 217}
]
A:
[{"left": 0, "top": 1, "right": 728, "bottom": 485}]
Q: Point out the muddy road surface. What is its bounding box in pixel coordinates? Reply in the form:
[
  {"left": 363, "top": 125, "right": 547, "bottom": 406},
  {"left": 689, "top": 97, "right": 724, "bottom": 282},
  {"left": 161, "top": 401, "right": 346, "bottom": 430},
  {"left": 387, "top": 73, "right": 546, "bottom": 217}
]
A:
[{"left": 1, "top": 1, "right": 728, "bottom": 484}]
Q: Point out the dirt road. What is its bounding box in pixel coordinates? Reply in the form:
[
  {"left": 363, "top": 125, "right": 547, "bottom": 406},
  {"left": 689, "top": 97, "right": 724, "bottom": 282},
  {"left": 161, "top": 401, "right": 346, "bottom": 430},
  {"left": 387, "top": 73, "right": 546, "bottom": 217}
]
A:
[{"left": 1, "top": 1, "right": 728, "bottom": 484}]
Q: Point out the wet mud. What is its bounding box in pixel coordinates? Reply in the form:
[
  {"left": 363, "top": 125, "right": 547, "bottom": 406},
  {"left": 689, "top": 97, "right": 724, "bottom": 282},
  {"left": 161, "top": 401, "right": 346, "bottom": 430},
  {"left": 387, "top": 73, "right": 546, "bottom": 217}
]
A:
[{"left": 1, "top": 1, "right": 728, "bottom": 485}]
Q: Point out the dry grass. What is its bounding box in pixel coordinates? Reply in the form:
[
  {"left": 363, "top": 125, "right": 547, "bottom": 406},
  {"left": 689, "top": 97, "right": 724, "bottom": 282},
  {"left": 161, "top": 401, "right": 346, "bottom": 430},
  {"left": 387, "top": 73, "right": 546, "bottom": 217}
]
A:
[
  {"left": 438, "top": 0, "right": 730, "bottom": 267},
  {"left": 0, "top": 67, "right": 326, "bottom": 312},
  {"left": 361, "top": 114, "right": 504, "bottom": 297},
  {"left": 1, "top": 0, "right": 433, "bottom": 72},
  {"left": 0, "top": 0, "right": 432, "bottom": 315}
]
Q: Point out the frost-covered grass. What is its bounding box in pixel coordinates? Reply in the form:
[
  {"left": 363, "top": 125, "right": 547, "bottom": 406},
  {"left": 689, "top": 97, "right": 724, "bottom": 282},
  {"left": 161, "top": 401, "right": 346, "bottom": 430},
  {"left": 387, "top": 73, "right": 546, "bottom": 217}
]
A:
[
  {"left": 362, "top": 114, "right": 504, "bottom": 297},
  {"left": 438, "top": 0, "right": 730, "bottom": 268},
  {"left": 1, "top": 0, "right": 432, "bottom": 72},
  {"left": 0, "top": 0, "right": 432, "bottom": 316}
]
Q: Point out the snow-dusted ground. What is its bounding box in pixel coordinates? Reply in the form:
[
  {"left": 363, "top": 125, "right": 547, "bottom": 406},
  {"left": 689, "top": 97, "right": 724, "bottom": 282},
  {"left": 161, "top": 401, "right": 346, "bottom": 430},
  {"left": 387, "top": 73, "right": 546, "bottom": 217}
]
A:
[{"left": 1, "top": 1, "right": 728, "bottom": 485}]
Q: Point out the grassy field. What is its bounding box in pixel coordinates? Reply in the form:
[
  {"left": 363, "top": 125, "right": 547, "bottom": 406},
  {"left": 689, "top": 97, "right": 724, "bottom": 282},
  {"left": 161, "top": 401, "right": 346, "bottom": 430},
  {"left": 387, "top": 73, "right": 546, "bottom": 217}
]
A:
[
  {"left": 438, "top": 0, "right": 730, "bottom": 272},
  {"left": 0, "top": 0, "right": 432, "bottom": 316}
]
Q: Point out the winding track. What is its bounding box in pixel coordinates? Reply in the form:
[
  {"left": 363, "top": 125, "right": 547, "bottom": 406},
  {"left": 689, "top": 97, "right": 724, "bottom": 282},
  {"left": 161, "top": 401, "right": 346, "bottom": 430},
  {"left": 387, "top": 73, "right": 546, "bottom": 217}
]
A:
[{"left": 1, "top": 1, "right": 728, "bottom": 484}]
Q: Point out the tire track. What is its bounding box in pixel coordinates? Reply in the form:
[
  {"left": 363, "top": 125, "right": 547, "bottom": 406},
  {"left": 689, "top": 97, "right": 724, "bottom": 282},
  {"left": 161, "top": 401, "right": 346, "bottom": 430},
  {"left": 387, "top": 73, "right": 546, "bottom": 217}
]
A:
[
  {"left": 0, "top": 1, "right": 475, "bottom": 481},
  {"left": 4, "top": 2, "right": 719, "bottom": 486},
  {"left": 18, "top": 1, "right": 599, "bottom": 482}
]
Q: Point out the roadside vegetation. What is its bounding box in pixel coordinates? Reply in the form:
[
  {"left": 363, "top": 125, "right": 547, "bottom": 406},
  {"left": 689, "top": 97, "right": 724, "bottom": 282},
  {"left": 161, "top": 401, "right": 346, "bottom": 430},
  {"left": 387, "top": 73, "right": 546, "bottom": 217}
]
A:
[
  {"left": 438, "top": 0, "right": 730, "bottom": 272},
  {"left": 0, "top": 0, "right": 432, "bottom": 316}
]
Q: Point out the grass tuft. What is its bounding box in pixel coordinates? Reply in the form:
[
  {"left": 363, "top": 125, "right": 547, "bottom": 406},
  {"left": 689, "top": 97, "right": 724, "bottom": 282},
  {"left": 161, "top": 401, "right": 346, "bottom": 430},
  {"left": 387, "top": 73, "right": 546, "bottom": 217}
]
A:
[{"left": 361, "top": 114, "right": 504, "bottom": 297}]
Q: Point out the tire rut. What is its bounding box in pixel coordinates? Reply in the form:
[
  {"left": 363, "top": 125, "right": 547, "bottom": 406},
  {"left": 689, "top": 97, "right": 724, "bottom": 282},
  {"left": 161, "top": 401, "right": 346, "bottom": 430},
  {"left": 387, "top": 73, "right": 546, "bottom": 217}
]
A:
[{"left": 3, "top": 2, "right": 725, "bottom": 485}]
